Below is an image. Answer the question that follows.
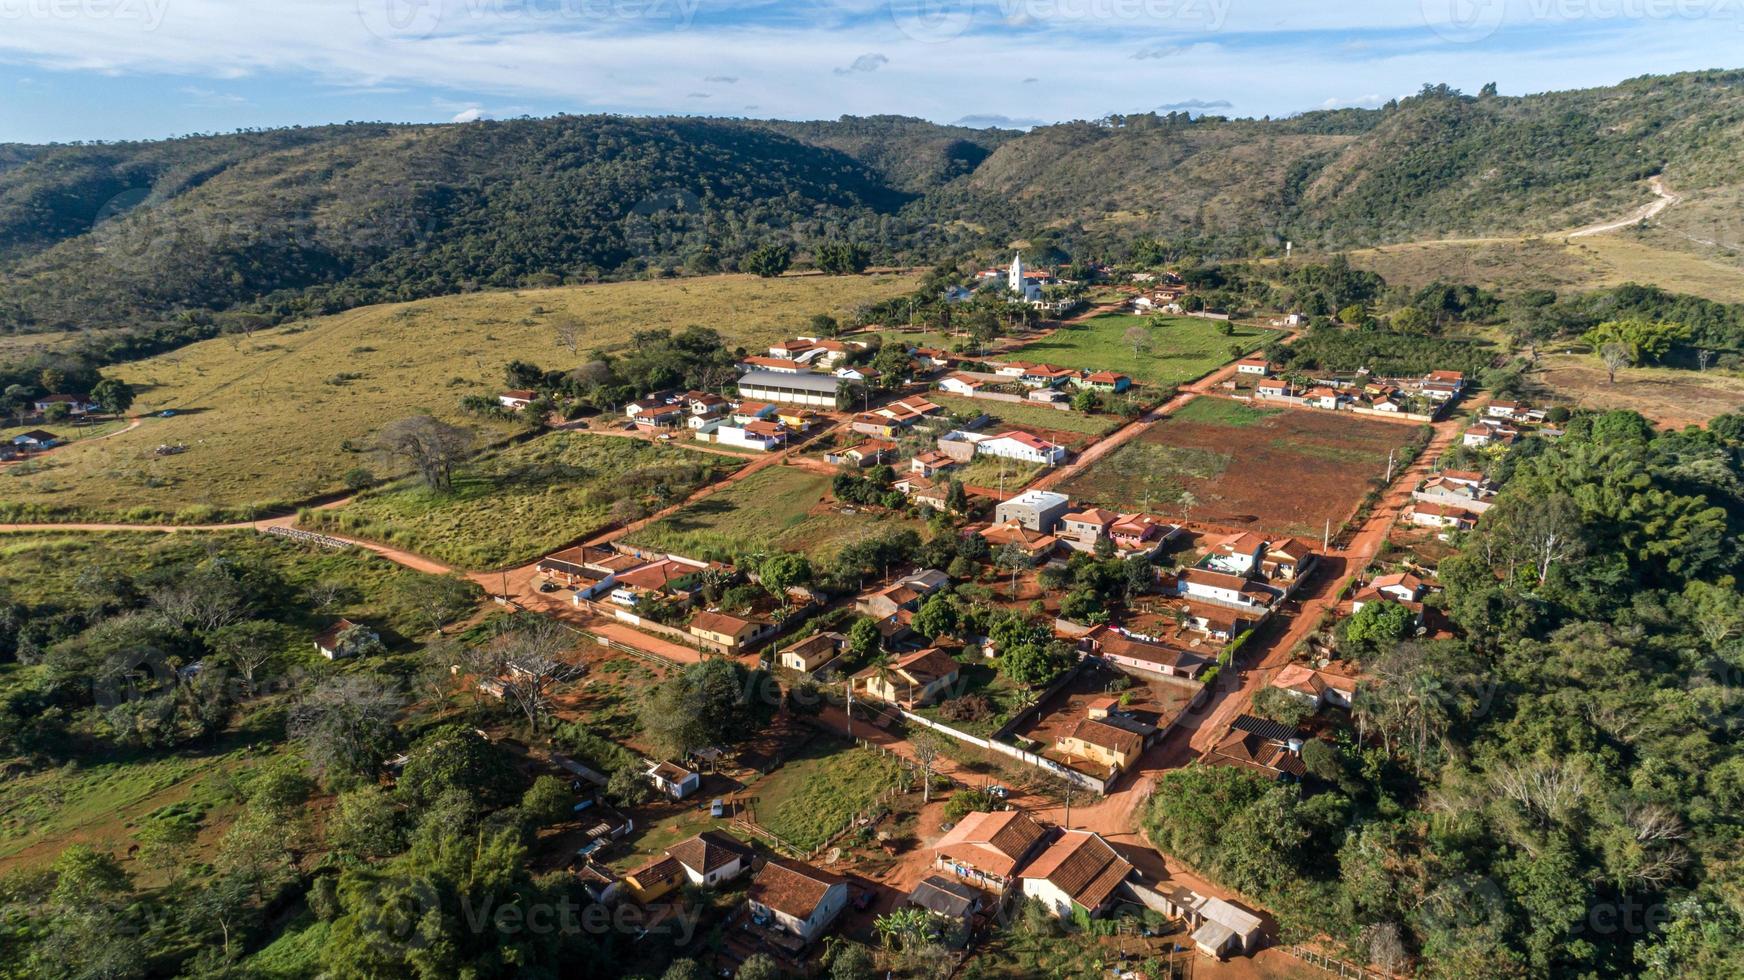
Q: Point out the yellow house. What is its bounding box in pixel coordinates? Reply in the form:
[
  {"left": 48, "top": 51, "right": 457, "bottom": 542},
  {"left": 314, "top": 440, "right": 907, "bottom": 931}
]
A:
[
  {"left": 777, "top": 408, "right": 815, "bottom": 429},
  {"left": 860, "top": 648, "right": 961, "bottom": 708},
  {"left": 624, "top": 855, "right": 685, "bottom": 904},
  {"left": 689, "top": 610, "right": 774, "bottom": 654},
  {"left": 1054, "top": 717, "right": 1143, "bottom": 773}
]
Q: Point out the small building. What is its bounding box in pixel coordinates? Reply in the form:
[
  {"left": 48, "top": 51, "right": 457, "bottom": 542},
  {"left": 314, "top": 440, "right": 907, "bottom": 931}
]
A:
[
  {"left": 1204, "top": 715, "right": 1306, "bottom": 782},
  {"left": 668, "top": 830, "right": 754, "bottom": 887},
  {"left": 1054, "top": 717, "right": 1144, "bottom": 774},
  {"left": 1192, "top": 897, "right": 1266, "bottom": 959},
  {"left": 995, "top": 489, "right": 1070, "bottom": 533},
  {"left": 747, "top": 858, "right": 851, "bottom": 945},
  {"left": 1254, "top": 380, "right": 1293, "bottom": 400},
  {"left": 1234, "top": 358, "right": 1271, "bottom": 376},
  {"left": 1463, "top": 421, "right": 1519, "bottom": 448},
  {"left": 976, "top": 431, "right": 1067, "bottom": 466},
  {"left": 826, "top": 440, "right": 896, "bottom": 468},
  {"left": 1176, "top": 568, "right": 1279, "bottom": 611},
  {"left": 911, "top": 451, "right": 958, "bottom": 478},
  {"left": 1076, "top": 370, "right": 1132, "bottom": 393},
  {"left": 314, "top": 619, "right": 377, "bottom": 660},
  {"left": 1082, "top": 626, "right": 1209, "bottom": 680},
  {"left": 938, "top": 372, "right": 990, "bottom": 396},
  {"left": 909, "top": 875, "right": 983, "bottom": 925},
  {"left": 10, "top": 430, "right": 59, "bottom": 449},
  {"left": 624, "top": 855, "right": 686, "bottom": 905},
  {"left": 932, "top": 809, "right": 1048, "bottom": 891},
  {"left": 858, "top": 647, "right": 961, "bottom": 708},
  {"left": 1409, "top": 502, "right": 1479, "bottom": 531},
  {"left": 498, "top": 389, "right": 536, "bottom": 410},
  {"left": 778, "top": 632, "right": 845, "bottom": 674},
  {"left": 976, "top": 520, "right": 1061, "bottom": 560},
  {"left": 1269, "top": 663, "right": 1357, "bottom": 710},
  {"left": 689, "top": 610, "right": 774, "bottom": 655},
  {"left": 1302, "top": 387, "right": 1342, "bottom": 410},
  {"left": 1060, "top": 507, "right": 1118, "bottom": 549},
  {"left": 1018, "top": 831, "right": 1133, "bottom": 919},
  {"left": 647, "top": 760, "right": 701, "bottom": 800},
  {"left": 737, "top": 369, "right": 841, "bottom": 409}
]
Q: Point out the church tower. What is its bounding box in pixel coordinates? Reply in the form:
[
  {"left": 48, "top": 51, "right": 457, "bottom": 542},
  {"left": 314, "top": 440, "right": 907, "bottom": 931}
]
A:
[{"left": 1008, "top": 252, "right": 1025, "bottom": 294}]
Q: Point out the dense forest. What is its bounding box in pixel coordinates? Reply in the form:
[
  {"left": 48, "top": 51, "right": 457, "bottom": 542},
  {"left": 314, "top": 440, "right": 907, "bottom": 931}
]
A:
[
  {"left": 8, "top": 70, "right": 1744, "bottom": 345},
  {"left": 1147, "top": 410, "right": 1744, "bottom": 977}
]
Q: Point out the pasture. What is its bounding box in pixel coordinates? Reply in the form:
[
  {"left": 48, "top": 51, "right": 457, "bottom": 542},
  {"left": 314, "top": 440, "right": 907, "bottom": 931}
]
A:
[{"left": 1010, "top": 313, "right": 1268, "bottom": 387}]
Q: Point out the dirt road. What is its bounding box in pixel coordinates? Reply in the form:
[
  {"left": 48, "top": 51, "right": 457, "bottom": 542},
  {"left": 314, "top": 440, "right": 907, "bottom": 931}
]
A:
[{"left": 1568, "top": 176, "right": 1678, "bottom": 238}]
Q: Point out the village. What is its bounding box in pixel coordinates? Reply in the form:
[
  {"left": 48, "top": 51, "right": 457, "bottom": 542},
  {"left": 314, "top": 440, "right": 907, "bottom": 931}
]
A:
[{"left": 252, "top": 252, "right": 1559, "bottom": 979}]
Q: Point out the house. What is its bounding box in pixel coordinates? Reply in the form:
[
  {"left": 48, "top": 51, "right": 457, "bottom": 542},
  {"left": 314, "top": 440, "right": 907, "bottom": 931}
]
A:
[
  {"left": 647, "top": 760, "right": 702, "bottom": 800},
  {"left": 1260, "top": 538, "right": 1316, "bottom": 583},
  {"left": 976, "top": 431, "right": 1067, "bottom": 465},
  {"left": 1019, "top": 364, "right": 1077, "bottom": 388},
  {"left": 10, "top": 430, "right": 59, "bottom": 449},
  {"left": 746, "top": 858, "right": 851, "bottom": 945},
  {"left": 1018, "top": 831, "right": 1133, "bottom": 919},
  {"left": 995, "top": 489, "right": 1070, "bottom": 532},
  {"left": 938, "top": 372, "right": 990, "bottom": 396},
  {"left": 776, "top": 408, "right": 815, "bottom": 430},
  {"left": 778, "top": 632, "right": 846, "bottom": 674},
  {"left": 1425, "top": 369, "right": 1466, "bottom": 390},
  {"left": 1204, "top": 715, "right": 1306, "bottom": 782},
  {"left": 935, "top": 429, "right": 987, "bottom": 464},
  {"left": 1174, "top": 601, "right": 1256, "bottom": 642},
  {"left": 624, "top": 855, "right": 686, "bottom": 905},
  {"left": 572, "top": 860, "right": 623, "bottom": 905},
  {"left": 1206, "top": 531, "right": 1268, "bottom": 575},
  {"left": 857, "top": 569, "right": 948, "bottom": 622},
  {"left": 1487, "top": 401, "right": 1524, "bottom": 419},
  {"left": 498, "top": 389, "right": 536, "bottom": 410},
  {"left": 932, "top": 809, "right": 1048, "bottom": 891},
  {"left": 737, "top": 369, "right": 841, "bottom": 408},
  {"left": 608, "top": 557, "right": 710, "bottom": 607},
  {"left": 1269, "top": 663, "right": 1357, "bottom": 710},
  {"left": 913, "top": 347, "right": 953, "bottom": 370},
  {"left": 909, "top": 875, "right": 983, "bottom": 925},
  {"left": 538, "top": 545, "right": 642, "bottom": 597},
  {"left": 1255, "top": 379, "right": 1293, "bottom": 400},
  {"left": 1082, "top": 626, "right": 1209, "bottom": 679},
  {"left": 1191, "top": 897, "right": 1266, "bottom": 959},
  {"left": 1352, "top": 572, "right": 1427, "bottom": 606},
  {"left": 1059, "top": 507, "right": 1117, "bottom": 549},
  {"left": 624, "top": 394, "right": 671, "bottom": 419},
  {"left": 732, "top": 400, "right": 779, "bottom": 422},
  {"left": 826, "top": 439, "right": 897, "bottom": 468},
  {"left": 1028, "top": 387, "right": 1068, "bottom": 405},
  {"left": 1075, "top": 370, "right": 1132, "bottom": 393},
  {"left": 688, "top": 610, "right": 775, "bottom": 654},
  {"left": 632, "top": 403, "right": 688, "bottom": 430},
  {"left": 1370, "top": 395, "right": 1402, "bottom": 413},
  {"left": 1415, "top": 475, "right": 1497, "bottom": 513},
  {"left": 1463, "top": 421, "right": 1519, "bottom": 448},
  {"left": 314, "top": 619, "right": 378, "bottom": 660},
  {"left": 1409, "top": 502, "right": 1479, "bottom": 531},
  {"left": 849, "top": 414, "right": 900, "bottom": 439},
  {"left": 911, "top": 450, "right": 957, "bottom": 477},
  {"left": 977, "top": 520, "right": 1061, "bottom": 560},
  {"left": 768, "top": 339, "right": 819, "bottom": 360},
  {"left": 859, "top": 647, "right": 961, "bottom": 707},
  {"left": 879, "top": 396, "right": 944, "bottom": 423},
  {"left": 1303, "top": 386, "right": 1342, "bottom": 410},
  {"left": 1176, "top": 568, "right": 1280, "bottom": 611},
  {"left": 1234, "top": 358, "right": 1271, "bottom": 376},
  {"left": 34, "top": 394, "right": 96, "bottom": 415},
  {"left": 1109, "top": 513, "right": 1175, "bottom": 555},
  {"left": 685, "top": 391, "right": 728, "bottom": 416},
  {"left": 668, "top": 830, "right": 754, "bottom": 887},
  {"left": 1054, "top": 716, "right": 1144, "bottom": 774},
  {"left": 706, "top": 421, "right": 788, "bottom": 452}
]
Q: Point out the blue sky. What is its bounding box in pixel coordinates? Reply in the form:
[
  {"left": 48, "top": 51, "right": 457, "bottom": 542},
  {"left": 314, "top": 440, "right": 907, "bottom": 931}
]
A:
[{"left": 0, "top": 0, "right": 1738, "bottom": 143}]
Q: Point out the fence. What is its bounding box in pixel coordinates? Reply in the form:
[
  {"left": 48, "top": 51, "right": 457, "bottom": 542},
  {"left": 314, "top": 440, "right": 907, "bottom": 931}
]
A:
[
  {"left": 898, "top": 703, "right": 1115, "bottom": 795},
  {"left": 262, "top": 524, "right": 354, "bottom": 550},
  {"left": 1284, "top": 944, "right": 1382, "bottom": 978}
]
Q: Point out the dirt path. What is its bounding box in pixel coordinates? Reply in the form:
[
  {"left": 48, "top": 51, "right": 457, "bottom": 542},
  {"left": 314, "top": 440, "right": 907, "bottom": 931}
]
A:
[{"left": 1568, "top": 176, "right": 1679, "bottom": 238}]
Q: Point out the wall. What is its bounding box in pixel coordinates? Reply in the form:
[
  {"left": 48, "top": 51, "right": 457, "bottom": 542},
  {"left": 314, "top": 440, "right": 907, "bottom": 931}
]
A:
[{"left": 899, "top": 707, "right": 1113, "bottom": 795}]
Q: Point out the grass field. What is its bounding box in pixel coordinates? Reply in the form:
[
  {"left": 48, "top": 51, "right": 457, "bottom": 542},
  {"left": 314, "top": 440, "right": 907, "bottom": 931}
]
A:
[
  {"left": 0, "top": 273, "right": 917, "bottom": 520},
  {"left": 930, "top": 392, "right": 1119, "bottom": 441},
  {"left": 756, "top": 735, "right": 902, "bottom": 851},
  {"left": 951, "top": 454, "right": 1046, "bottom": 492},
  {"left": 0, "top": 327, "right": 96, "bottom": 361},
  {"left": 1010, "top": 313, "right": 1267, "bottom": 387},
  {"left": 1058, "top": 397, "right": 1424, "bottom": 537},
  {"left": 621, "top": 465, "right": 926, "bottom": 563},
  {"left": 300, "top": 433, "right": 740, "bottom": 569},
  {"left": 1534, "top": 355, "right": 1744, "bottom": 428}
]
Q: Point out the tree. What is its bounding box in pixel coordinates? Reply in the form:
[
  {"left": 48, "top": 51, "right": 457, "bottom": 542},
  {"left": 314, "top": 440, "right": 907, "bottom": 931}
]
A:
[
  {"left": 995, "top": 542, "right": 1033, "bottom": 598},
  {"left": 910, "top": 592, "right": 960, "bottom": 641},
  {"left": 1000, "top": 638, "right": 1070, "bottom": 687},
  {"left": 552, "top": 316, "right": 584, "bottom": 355},
  {"left": 1123, "top": 324, "right": 1151, "bottom": 354},
  {"left": 1251, "top": 686, "right": 1315, "bottom": 727},
  {"left": 395, "top": 574, "right": 479, "bottom": 634},
  {"left": 327, "top": 784, "right": 405, "bottom": 859},
  {"left": 745, "top": 243, "right": 791, "bottom": 278},
  {"left": 377, "top": 416, "right": 474, "bottom": 493},
  {"left": 520, "top": 775, "right": 573, "bottom": 827},
  {"left": 204, "top": 620, "right": 282, "bottom": 697},
  {"left": 607, "top": 761, "right": 653, "bottom": 807},
  {"left": 396, "top": 724, "right": 525, "bottom": 810},
  {"left": 816, "top": 241, "right": 870, "bottom": 276},
  {"left": 490, "top": 615, "right": 583, "bottom": 732},
  {"left": 1599, "top": 342, "right": 1634, "bottom": 383},
  {"left": 736, "top": 953, "right": 783, "bottom": 980},
  {"left": 912, "top": 732, "right": 942, "bottom": 804},
  {"left": 847, "top": 617, "right": 883, "bottom": 661},
  {"left": 289, "top": 675, "right": 403, "bottom": 783},
  {"left": 1391, "top": 306, "right": 1432, "bottom": 335},
  {"left": 1071, "top": 388, "right": 1102, "bottom": 413},
  {"left": 1344, "top": 600, "right": 1414, "bottom": 649},
  {"left": 1585, "top": 318, "right": 1690, "bottom": 364},
  {"left": 90, "top": 378, "right": 135, "bottom": 416},
  {"left": 759, "top": 553, "right": 813, "bottom": 606},
  {"left": 639, "top": 659, "right": 776, "bottom": 759}
]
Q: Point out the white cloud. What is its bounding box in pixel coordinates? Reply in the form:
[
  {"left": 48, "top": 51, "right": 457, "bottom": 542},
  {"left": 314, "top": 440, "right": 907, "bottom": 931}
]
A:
[
  {"left": 834, "top": 52, "right": 888, "bottom": 75},
  {"left": 450, "top": 106, "right": 486, "bottom": 122}
]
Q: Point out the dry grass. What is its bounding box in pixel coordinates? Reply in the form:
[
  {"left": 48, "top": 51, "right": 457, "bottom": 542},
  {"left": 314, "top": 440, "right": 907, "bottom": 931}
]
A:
[
  {"left": 0, "top": 273, "right": 916, "bottom": 519},
  {"left": 1534, "top": 355, "right": 1744, "bottom": 428}
]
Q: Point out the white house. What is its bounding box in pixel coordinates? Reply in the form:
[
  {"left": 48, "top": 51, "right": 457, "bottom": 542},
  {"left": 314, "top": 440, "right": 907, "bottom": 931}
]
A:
[
  {"left": 1176, "top": 568, "right": 1278, "bottom": 611},
  {"left": 647, "top": 761, "right": 701, "bottom": 800},
  {"left": 1018, "top": 831, "right": 1133, "bottom": 919},
  {"left": 976, "top": 431, "right": 1067, "bottom": 465},
  {"left": 668, "top": 831, "right": 753, "bottom": 887},
  {"left": 1234, "top": 358, "right": 1270, "bottom": 376},
  {"left": 747, "top": 858, "right": 851, "bottom": 944},
  {"left": 498, "top": 390, "right": 536, "bottom": 410}
]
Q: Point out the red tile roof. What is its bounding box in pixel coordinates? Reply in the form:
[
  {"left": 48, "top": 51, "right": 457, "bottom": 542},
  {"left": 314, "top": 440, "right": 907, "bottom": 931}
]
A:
[
  {"left": 749, "top": 858, "right": 847, "bottom": 919},
  {"left": 1019, "top": 832, "right": 1132, "bottom": 912},
  {"left": 932, "top": 810, "right": 1046, "bottom": 877}
]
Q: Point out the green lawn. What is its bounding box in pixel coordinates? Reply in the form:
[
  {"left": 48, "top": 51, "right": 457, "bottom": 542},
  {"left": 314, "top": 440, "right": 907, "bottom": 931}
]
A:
[
  {"left": 621, "top": 465, "right": 925, "bottom": 563},
  {"left": 930, "top": 393, "right": 1119, "bottom": 440},
  {"left": 1012, "top": 313, "right": 1267, "bottom": 386},
  {"left": 301, "top": 433, "right": 740, "bottom": 569},
  {"left": 1169, "top": 397, "right": 1281, "bottom": 427},
  {"left": 756, "top": 735, "right": 903, "bottom": 851}
]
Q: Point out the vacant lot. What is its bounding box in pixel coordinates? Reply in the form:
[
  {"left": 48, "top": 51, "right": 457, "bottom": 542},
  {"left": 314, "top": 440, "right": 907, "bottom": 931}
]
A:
[
  {"left": 755, "top": 735, "right": 902, "bottom": 852},
  {"left": 930, "top": 392, "right": 1118, "bottom": 443},
  {"left": 1536, "top": 356, "right": 1744, "bottom": 428},
  {"left": 0, "top": 273, "right": 916, "bottom": 520},
  {"left": 1011, "top": 313, "right": 1267, "bottom": 387},
  {"left": 621, "top": 465, "right": 926, "bottom": 563},
  {"left": 300, "top": 433, "right": 740, "bottom": 569},
  {"left": 952, "top": 454, "right": 1045, "bottom": 493},
  {"left": 1058, "top": 397, "right": 1424, "bottom": 538}
]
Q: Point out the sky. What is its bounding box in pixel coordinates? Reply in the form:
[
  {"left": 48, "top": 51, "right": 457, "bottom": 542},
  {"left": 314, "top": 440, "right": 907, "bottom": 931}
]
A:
[{"left": 1, "top": 0, "right": 1741, "bottom": 143}]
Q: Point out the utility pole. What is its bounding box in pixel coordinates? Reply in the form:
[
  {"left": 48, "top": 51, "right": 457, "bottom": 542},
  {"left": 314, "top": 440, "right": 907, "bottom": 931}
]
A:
[
  {"left": 1323, "top": 518, "right": 1331, "bottom": 552},
  {"left": 1385, "top": 448, "right": 1395, "bottom": 483},
  {"left": 844, "top": 679, "right": 853, "bottom": 739}
]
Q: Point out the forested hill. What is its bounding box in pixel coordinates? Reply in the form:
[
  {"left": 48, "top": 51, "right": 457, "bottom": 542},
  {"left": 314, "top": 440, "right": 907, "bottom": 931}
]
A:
[{"left": 7, "top": 69, "right": 1744, "bottom": 337}]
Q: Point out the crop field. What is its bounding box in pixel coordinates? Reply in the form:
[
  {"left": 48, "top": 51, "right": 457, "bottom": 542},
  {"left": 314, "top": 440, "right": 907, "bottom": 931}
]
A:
[
  {"left": 622, "top": 465, "right": 926, "bottom": 563},
  {"left": 1057, "top": 397, "right": 1424, "bottom": 538},
  {"left": 299, "top": 433, "right": 740, "bottom": 569},
  {"left": 0, "top": 273, "right": 916, "bottom": 521},
  {"left": 754, "top": 735, "right": 902, "bottom": 851},
  {"left": 1536, "top": 355, "right": 1744, "bottom": 429},
  {"left": 1010, "top": 313, "right": 1268, "bottom": 387}
]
